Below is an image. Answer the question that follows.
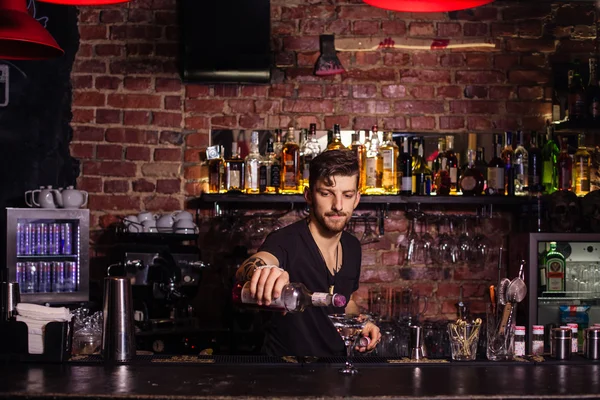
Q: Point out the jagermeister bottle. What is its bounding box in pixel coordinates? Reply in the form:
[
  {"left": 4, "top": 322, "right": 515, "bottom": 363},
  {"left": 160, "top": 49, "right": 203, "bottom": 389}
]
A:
[{"left": 545, "top": 242, "right": 565, "bottom": 292}]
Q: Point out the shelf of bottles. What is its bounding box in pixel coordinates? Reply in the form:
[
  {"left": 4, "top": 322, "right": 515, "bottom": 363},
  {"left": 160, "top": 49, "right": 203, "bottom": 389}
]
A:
[{"left": 203, "top": 114, "right": 600, "bottom": 208}]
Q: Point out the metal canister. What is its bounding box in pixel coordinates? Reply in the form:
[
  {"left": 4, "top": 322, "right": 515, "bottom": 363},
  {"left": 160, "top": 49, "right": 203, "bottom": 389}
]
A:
[
  {"left": 584, "top": 327, "right": 600, "bottom": 360},
  {"left": 551, "top": 327, "right": 572, "bottom": 360}
]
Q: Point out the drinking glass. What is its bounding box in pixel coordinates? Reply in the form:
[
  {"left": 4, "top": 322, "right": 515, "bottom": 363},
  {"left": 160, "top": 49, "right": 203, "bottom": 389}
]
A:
[
  {"left": 448, "top": 320, "right": 481, "bottom": 361},
  {"left": 368, "top": 287, "right": 392, "bottom": 321},
  {"left": 328, "top": 314, "right": 368, "bottom": 374},
  {"left": 361, "top": 217, "right": 380, "bottom": 244},
  {"left": 456, "top": 219, "right": 473, "bottom": 264},
  {"left": 434, "top": 218, "right": 457, "bottom": 264},
  {"left": 486, "top": 302, "right": 516, "bottom": 361},
  {"left": 419, "top": 217, "right": 435, "bottom": 266},
  {"left": 471, "top": 214, "right": 493, "bottom": 268}
]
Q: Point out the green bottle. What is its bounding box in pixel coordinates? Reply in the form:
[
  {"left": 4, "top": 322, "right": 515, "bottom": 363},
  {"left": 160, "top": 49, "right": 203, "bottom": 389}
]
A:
[{"left": 542, "top": 122, "right": 559, "bottom": 194}]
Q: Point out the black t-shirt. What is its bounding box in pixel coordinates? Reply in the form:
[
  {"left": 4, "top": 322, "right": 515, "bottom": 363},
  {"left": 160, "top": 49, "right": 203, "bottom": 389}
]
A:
[{"left": 258, "top": 219, "right": 362, "bottom": 357}]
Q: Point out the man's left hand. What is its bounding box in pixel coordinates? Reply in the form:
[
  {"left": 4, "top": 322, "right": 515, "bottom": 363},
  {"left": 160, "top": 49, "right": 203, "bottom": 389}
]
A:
[{"left": 355, "top": 321, "right": 381, "bottom": 353}]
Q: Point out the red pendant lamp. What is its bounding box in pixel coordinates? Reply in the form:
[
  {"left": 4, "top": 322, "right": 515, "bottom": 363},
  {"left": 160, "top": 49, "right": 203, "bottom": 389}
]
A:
[
  {"left": 37, "top": 0, "right": 130, "bottom": 4},
  {"left": 0, "top": 0, "right": 63, "bottom": 60},
  {"left": 363, "top": 0, "right": 494, "bottom": 12}
]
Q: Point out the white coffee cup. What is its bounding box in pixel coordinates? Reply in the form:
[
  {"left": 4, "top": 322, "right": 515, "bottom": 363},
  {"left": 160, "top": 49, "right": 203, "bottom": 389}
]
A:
[
  {"left": 137, "top": 211, "right": 156, "bottom": 223},
  {"left": 173, "top": 210, "right": 194, "bottom": 221},
  {"left": 156, "top": 214, "right": 175, "bottom": 232},
  {"left": 142, "top": 219, "right": 158, "bottom": 233}
]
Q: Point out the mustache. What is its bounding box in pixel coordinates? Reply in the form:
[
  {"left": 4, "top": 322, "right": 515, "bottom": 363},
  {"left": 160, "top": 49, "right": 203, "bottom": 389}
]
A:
[{"left": 325, "top": 212, "right": 348, "bottom": 217}]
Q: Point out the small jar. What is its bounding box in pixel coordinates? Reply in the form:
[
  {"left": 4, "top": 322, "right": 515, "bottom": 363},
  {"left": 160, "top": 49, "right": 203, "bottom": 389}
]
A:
[
  {"left": 566, "top": 323, "right": 578, "bottom": 353},
  {"left": 532, "top": 325, "right": 545, "bottom": 355},
  {"left": 515, "top": 326, "right": 526, "bottom": 356}
]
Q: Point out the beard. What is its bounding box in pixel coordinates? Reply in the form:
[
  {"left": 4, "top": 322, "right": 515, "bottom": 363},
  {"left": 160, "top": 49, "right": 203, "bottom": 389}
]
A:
[{"left": 312, "top": 210, "right": 351, "bottom": 234}]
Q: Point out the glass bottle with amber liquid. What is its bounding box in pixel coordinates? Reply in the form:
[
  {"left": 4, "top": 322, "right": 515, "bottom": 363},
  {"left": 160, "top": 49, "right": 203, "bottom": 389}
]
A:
[
  {"left": 281, "top": 127, "right": 300, "bottom": 194},
  {"left": 380, "top": 132, "right": 399, "bottom": 194},
  {"left": 364, "top": 131, "right": 384, "bottom": 194},
  {"left": 326, "top": 124, "right": 346, "bottom": 150},
  {"left": 557, "top": 136, "right": 572, "bottom": 191},
  {"left": 573, "top": 133, "right": 591, "bottom": 196},
  {"left": 262, "top": 137, "right": 280, "bottom": 194},
  {"left": 208, "top": 145, "right": 225, "bottom": 193},
  {"left": 459, "top": 146, "right": 484, "bottom": 196},
  {"left": 433, "top": 137, "right": 449, "bottom": 195},
  {"left": 502, "top": 131, "right": 515, "bottom": 196},
  {"left": 412, "top": 140, "right": 432, "bottom": 196},
  {"left": 486, "top": 134, "right": 505, "bottom": 196},
  {"left": 350, "top": 132, "right": 367, "bottom": 193},
  {"left": 226, "top": 142, "right": 245, "bottom": 192},
  {"left": 245, "top": 131, "right": 262, "bottom": 194}
]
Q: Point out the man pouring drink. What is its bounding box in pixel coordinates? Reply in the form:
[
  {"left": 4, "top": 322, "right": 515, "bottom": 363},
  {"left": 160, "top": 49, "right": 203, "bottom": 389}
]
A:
[{"left": 235, "top": 149, "right": 381, "bottom": 357}]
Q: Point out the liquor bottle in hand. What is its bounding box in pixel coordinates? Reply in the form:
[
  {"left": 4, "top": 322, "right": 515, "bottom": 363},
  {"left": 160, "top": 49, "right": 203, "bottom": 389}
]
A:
[{"left": 232, "top": 281, "right": 347, "bottom": 313}]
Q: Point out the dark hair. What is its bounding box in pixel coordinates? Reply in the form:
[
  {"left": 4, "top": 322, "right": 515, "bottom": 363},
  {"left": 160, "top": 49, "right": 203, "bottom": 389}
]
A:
[{"left": 309, "top": 149, "right": 359, "bottom": 189}]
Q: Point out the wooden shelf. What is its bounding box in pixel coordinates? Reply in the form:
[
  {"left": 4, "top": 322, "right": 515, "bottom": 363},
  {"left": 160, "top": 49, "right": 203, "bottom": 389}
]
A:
[
  {"left": 553, "top": 119, "right": 600, "bottom": 133},
  {"left": 193, "top": 193, "right": 533, "bottom": 207}
]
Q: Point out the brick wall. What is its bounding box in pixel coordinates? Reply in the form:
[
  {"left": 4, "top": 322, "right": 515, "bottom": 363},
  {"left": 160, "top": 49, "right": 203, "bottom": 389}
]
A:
[{"left": 70, "top": 0, "right": 598, "bottom": 319}]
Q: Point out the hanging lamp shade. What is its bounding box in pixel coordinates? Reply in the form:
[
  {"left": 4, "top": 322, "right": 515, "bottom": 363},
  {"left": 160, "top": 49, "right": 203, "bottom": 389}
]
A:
[
  {"left": 0, "top": 0, "right": 63, "bottom": 60},
  {"left": 362, "top": 0, "right": 494, "bottom": 12},
  {"left": 37, "top": 0, "right": 130, "bottom": 4}
]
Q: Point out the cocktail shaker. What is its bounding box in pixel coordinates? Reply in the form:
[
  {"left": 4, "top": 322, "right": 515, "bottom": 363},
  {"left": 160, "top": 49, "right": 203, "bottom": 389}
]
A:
[
  {"left": 101, "top": 277, "right": 136, "bottom": 362},
  {"left": 584, "top": 327, "right": 600, "bottom": 360},
  {"left": 0, "top": 282, "right": 20, "bottom": 322}
]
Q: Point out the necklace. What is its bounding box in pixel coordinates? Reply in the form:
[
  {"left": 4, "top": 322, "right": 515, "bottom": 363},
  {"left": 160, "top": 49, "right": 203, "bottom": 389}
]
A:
[{"left": 307, "top": 218, "right": 341, "bottom": 295}]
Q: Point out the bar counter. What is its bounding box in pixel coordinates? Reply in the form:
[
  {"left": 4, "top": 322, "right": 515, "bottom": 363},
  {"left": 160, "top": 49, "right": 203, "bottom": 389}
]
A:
[{"left": 1, "top": 356, "right": 600, "bottom": 399}]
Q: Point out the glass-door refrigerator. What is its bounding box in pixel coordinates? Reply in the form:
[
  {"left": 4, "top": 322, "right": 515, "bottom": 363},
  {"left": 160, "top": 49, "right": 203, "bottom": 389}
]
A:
[
  {"left": 5, "top": 208, "right": 90, "bottom": 304},
  {"left": 523, "top": 233, "right": 600, "bottom": 353}
]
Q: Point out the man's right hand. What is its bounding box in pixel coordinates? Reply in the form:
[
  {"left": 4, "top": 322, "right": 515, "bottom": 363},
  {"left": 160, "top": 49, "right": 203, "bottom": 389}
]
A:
[{"left": 250, "top": 265, "right": 290, "bottom": 306}]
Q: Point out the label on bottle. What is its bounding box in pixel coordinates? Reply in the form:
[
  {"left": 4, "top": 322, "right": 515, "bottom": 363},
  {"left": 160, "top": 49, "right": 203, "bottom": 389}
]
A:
[
  {"left": 539, "top": 266, "right": 547, "bottom": 289},
  {"left": 259, "top": 165, "right": 268, "bottom": 192},
  {"left": 449, "top": 167, "right": 458, "bottom": 184},
  {"left": 460, "top": 176, "right": 477, "bottom": 192},
  {"left": 402, "top": 176, "right": 412, "bottom": 192},
  {"left": 271, "top": 164, "right": 281, "bottom": 188},
  {"left": 366, "top": 158, "right": 377, "bottom": 187},
  {"left": 311, "top": 293, "right": 330, "bottom": 307},
  {"left": 553, "top": 104, "right": 561, "bottom": 122},
  {"left": 382, "top": 149, "right": 393, "bottom": 170},
  {"left": 542, "top": 160, "right": 553, "bottom": 184},
  {"left": 487, "top": 167, "right": 504, "bottom": 191},
  {"left": 559, "top": 164, "right": 571, "bottom": 190},
  {"left": 546, "top": 256, "right": 565, "bottom": 292},
  {"left": 247, "top": 160, "right": 259, "bottom": 190},
  {"left": 240, "top": 285, "right": 287, "bottom": 311},
  {"left": 284, "top": 172, "right": 296, "bottom": 188}
]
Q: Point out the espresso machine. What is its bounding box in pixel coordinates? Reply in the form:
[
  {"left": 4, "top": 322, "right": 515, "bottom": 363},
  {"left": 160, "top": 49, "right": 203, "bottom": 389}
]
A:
[{"left": 107, "top": 240, "right": 215, "bottom": 354}]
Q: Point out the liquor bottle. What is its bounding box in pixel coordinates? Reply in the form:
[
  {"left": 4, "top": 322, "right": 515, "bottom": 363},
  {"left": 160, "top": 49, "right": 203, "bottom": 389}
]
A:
[
  {"left": 412, "top": 140, "right": 432, "bottom": 196},
  {"left": 350, "top": 132, "right": 367, "bottom": 193},
  {"left": 552, "top": 88, "right": 562, "bottom": 122},
  {"left": 364, "top": 131, "right": 384, "bottom": 194},
  {"left": 445, "top": 135, "right": 459, "bottom": 194},
  {"left": 273, "top": 129, "right": 284, "bottom": 159},
  {"left": 459, "top": 137, "right": 485, "bottom": 196},
  {"left": 326, "top": 124, "right": 346, "bottom": 150},
  {"left": 281, "top": 127, "right": 301, "bottom": 194},
  {"left": 528, "top": 132, "right": 543, "bottom": 195},
  {"left": 433, "top": 137, "right": 449, "bottom": 195},
  {"left": 225, "top": 142, "right": 245, "bottom": 192},
  {"left": 411, "top": 136, "right": 420, "bottom": 168},
  {"left": 380, "top": 132, "right": 399, "bottom": 194},
  {"left": 299, "top": 128, "right": 310, "bottom": 189},
  {"left": 573, "top": 133, "right": 591, "bottom": 196},
  {"left": 542, "top": 122, "right": 559, "bottom": 194},
  {"left": 486, "top": 134, "right": 505, "bottom": 196},
  {"left": 513, "top": 130, "right": 529, "bottom": 196},
  {"left": 245, "top": 131, "right": 263, "bottom": 194},
  {"left": 588, "top": 58, "right": 600, "bottom": 121},
  {"left": 475, "top": 147, "right": 487, "bottom": 191},
  {"left": 232, "top": 281, "right": 347, "bottom": 313},
  {"left": 300, "top": 124, "right": 321, "bottom": 190},
  {"left": 207, "top": 145, "right": 225, "bottom": 193},
  {"left": 502, "top": 131, "right": 515, "bottom": 196},
  {"left": 568, "top": 61, "right": 586, "bottom": 121},
  {"left": 237, "top": 130, "right": 250, "bottom": 160},
  {"left": 263, "top": 137, "right": 280, "bottom": 194},
  {"left": 400, "top": 137, "right": 412, "bottom": 195},
  {"left": 545, "top": 242, "right": 565, "bottom": 292},
  {"left": 557, "top": 136, "right": 573, "bottom": 191}
]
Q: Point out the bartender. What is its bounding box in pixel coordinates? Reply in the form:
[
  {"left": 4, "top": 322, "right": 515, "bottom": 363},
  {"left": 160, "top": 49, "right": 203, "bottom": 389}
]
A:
[{"left": 235, "top": 149, "right": 381, "bottom": 357}]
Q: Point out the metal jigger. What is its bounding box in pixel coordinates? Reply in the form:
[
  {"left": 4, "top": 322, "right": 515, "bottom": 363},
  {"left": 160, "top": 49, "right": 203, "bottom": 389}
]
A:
[{"left": 410, "top": 325, "right": 427, "bottom": 360}]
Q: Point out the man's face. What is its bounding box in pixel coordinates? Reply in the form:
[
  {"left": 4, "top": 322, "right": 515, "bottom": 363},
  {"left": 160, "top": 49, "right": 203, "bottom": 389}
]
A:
[{"left": 305, "top": 175, "right": 360, "bottom": 234}]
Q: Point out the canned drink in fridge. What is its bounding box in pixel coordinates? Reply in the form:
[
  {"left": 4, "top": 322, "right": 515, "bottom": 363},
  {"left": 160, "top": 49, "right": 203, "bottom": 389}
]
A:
[
  {"left": 64, "top": 261, "right": 78, "bottom": 292},
  {"left": 52, "top": 261, "right": 65, "bottom": 293},
  {"left": 17, "top": 222, "right": 24, "bottom": 255},
  {"left": 38, "top": 262, "right": 52, "bottom": 292},
  {"left": 61, "top": 223, "right": 72, "bottom": 255},
  {"left": 21, "top": 222, "right": 33, "bottom": 255},
  {"left": 35, "top": 223, "right": 49, "bottom": 255},
  {"left": 48, "top": 223, "right": 61, "bottom": 255},
  {"left": 24, "top": 262, "right": 38, "bottom": 293},
  {"left": 16, "top": 262, "right": 25, "bottom": 286}
]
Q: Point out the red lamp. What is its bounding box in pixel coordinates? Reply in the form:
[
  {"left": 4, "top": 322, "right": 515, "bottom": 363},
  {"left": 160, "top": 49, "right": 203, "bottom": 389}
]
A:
[
  {"left": 362, "top": 0, "right": 494, "bottom": 12},
  {"left": 37, "top": 0, "right": 130, "bottom": 4},
  {"left": 0, "top": 0, "right": 64, "bottom": 60}
]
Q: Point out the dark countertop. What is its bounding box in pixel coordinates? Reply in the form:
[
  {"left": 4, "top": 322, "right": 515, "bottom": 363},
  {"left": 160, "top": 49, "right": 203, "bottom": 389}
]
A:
[{"left": 1, "top": 356, "right": 600, "bottom": 399}]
